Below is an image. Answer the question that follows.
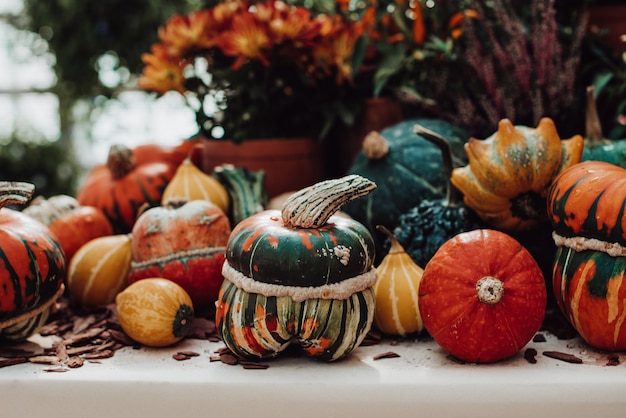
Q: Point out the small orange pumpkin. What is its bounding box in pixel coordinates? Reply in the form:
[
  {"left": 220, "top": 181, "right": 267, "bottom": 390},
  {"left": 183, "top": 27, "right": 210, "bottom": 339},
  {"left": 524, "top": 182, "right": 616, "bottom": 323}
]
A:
[{"left": 419, "top": 229, "right": 546, "bottom": 363}]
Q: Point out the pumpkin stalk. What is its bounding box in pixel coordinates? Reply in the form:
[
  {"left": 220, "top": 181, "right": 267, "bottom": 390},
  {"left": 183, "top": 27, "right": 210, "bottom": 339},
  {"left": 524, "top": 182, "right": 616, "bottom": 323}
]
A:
[
  {"left": 585, "top": 85, "right": 603, "bottom": 144},
  {"left": 362, "top": 131, "right": 390, "bottom": 160},
  {"left": 476, "top": 276, "right": 504, "bottom": 305},
  {"left": 0, "top": 181, "right": 35, "bottom": 209},
  {"left": 413, "top": 124, "right": 463, "bottom": 207},
  {"left": 107, "top": 144, "right": 135, "bottom": 180},
  {"left": 376, "top": 225, "right": 403, "bottom": 255},
  {"left": 281, "top": 175, "right": 377, "bottom": 229}
]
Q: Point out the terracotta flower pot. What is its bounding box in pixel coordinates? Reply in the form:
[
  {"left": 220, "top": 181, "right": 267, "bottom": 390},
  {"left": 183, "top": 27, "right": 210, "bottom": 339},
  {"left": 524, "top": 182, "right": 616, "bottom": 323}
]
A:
[{"left": 200, "top": 137, "right": 326, "bottom": 198}]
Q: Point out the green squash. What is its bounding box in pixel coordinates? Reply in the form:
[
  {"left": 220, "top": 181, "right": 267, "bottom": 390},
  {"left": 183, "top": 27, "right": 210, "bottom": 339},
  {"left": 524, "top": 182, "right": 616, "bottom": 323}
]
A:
[
  {"left": 216, "top": 175, "right": 377, "bottom": 361},
  {"left": 342, "top": 118, "right": 470, "bottom": 256}
]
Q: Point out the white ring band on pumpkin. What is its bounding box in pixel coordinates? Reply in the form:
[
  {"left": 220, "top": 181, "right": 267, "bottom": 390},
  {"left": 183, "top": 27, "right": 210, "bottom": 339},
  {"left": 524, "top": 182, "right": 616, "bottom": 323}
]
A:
[
  {"left": 553, "top": 232, "right": 626, "bottom": 257},
  {"left": 222, "top": 261, "right": 377, "bottom": 302}
]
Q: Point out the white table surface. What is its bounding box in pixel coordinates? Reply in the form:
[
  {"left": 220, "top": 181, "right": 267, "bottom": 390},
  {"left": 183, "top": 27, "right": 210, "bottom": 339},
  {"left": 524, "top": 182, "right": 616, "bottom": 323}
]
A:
[{"left": 2, "top": 328, "right": 625, "bottom": 418}]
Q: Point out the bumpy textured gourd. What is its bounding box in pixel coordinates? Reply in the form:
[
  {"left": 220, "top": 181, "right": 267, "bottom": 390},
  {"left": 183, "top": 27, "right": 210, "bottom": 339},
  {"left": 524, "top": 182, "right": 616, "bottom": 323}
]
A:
[
  {"left": 548, "top": 160, "right": 626, "bottom": 350},
  {"left": 0, "top": 181, "right": 66, "bottom": 341},
  {"left": 390, "top": 124, "right": 481, "bottom": 267},
  {"left": 581, "top": 85, "right": 626, "bottom": 167},
  {"left": 450, "top": 118, "right": 584, "bottom": 231},
  {"left": 216, "top": 175, "right": 378, "bottom": 361}
]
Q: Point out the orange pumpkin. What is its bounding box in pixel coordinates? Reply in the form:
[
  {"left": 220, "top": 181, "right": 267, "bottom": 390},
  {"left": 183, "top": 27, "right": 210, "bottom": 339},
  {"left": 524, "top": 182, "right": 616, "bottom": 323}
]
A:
[
  {"left": 23, "top": 195, "right": 113, "bottom": 263},
  {"left": 76, "top": 144, "right": 176, "bottom": 233},
  {"left": 419, "top": 229, "right": 546, "bottom": 363}
]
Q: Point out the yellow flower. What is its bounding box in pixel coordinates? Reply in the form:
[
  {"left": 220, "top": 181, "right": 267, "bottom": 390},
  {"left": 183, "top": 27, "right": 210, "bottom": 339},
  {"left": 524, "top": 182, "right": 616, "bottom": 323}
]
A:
[{"left": 137, "top": 44, "right": 185, "bottom": 95}]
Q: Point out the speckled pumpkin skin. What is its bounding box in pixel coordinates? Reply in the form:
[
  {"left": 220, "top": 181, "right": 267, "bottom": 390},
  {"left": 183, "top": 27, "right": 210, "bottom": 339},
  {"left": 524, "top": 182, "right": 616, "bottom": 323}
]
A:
[
  {"left": 129, "top": 200, "right": 231, "bottom": 313},
  {"left": 0, "top": 209, "right": 65, "bottom": 340},
  {"left": 226, "top": 210, "right": 375, "bottom": 287}
]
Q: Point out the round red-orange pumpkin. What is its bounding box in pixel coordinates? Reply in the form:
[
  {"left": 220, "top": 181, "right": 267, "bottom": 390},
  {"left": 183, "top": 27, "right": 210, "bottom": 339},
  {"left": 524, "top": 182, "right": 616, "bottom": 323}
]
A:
[
  {"left": 23, "top": 195, "right": 113, "bottom": 263},
  {"left": 128, "top": 199, "right": 231, "bottom": 314},
  {"left": 419, "top": 229, "right": 546, "bottom": 363}
]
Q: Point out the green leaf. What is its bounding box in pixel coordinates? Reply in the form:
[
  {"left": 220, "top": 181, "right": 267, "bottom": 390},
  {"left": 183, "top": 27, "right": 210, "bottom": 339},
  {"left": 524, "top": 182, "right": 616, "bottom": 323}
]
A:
[{"left": 373, "top": 44, "right": 406, "bottom": 97}]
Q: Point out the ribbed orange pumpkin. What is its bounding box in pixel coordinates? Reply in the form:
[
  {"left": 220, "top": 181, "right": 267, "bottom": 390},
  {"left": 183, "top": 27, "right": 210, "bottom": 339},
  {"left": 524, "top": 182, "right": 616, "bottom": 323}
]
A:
[
  {"left": 23, "top": 194, "right": 113, "bottom": 263},
  {"left": 129, "top": 199, "right": 231, "bottom": 314},
  {"left": 66, "top": 234, "right": 132, "bottom": 308},
  {"left": 420, "top": 229, "right": 546, "bottom": 363},
  {"left": 76, "top": 144, "right": 176, "bottom": 233}
]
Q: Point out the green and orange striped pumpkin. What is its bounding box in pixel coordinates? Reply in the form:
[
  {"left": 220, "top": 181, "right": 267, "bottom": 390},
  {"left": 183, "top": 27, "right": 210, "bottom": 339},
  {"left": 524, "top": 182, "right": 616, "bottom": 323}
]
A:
[
  {"left": 76, "top": 144, "right": 176, "bottom": 233},
  {"left": 548, "top": 160, "right": 626, "bottom": 350},
  {"left": 216, "top": 175, "right": 377, "bottom": 361},
  {"left": 0, "top": 182, "right": 66, "bottom": 341}
]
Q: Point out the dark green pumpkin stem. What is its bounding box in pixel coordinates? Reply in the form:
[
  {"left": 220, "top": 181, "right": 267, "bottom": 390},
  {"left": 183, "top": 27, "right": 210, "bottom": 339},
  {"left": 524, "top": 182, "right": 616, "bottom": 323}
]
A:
[
  {"left": 585, "top": 85, "right": 603, "bottom": 143},
  {"left": 0, "top": 181, "right": 35, "bottom": 210},
  {"left": 413, "top": 124, "right": 462, "bottom": 207},
  {"left": 107, "top": 144, "right": 135, "bottom": 180},
  {"left": 282, "top": 175, "right": 376, "bottom": 228}
]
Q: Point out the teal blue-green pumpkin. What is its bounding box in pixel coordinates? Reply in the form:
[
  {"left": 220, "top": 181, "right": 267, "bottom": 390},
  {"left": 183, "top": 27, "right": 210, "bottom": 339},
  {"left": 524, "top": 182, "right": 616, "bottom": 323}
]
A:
[
  {"left": 342, "top": 118, "right": 469, "bottom": 256},
  {"left": 582, "top": 86, "right": 626, "bottom": 167},
  {"left": 216, "top": 175, "right": 378, "bottom": 361}
]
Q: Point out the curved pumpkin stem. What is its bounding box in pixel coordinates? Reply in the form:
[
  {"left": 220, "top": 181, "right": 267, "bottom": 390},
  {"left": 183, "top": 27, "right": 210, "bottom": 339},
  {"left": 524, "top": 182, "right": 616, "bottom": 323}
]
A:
[
  {"left": 585, "top": 85, "right": 603, "bottom": 144},
  {"left": 413, "top": 124, "right": 463, "bottom": 207},
  {"left": 107, "top": 144, "right": 135, "bottom": 180},
  {"left": 376, "top": 225, "right": 405, "bottom": 255},
  {"left": 281, "top": 175, "right": 376, "bottom": 229},
  {"left": 0, "top": 181, "right": 35, "bottom": 210}
]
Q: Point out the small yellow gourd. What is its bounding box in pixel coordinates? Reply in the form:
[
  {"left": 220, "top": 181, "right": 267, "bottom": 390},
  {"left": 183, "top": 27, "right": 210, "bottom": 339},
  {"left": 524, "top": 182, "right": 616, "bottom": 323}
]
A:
[
  {"left": 161, "top": 150, "right": 229, "bottom": 212},
  {"left": 115, "top": 278, "right": 194, "bottom": 347},
  {"left": 67, "top": 234, "right": 132, "bottom": 308},
  {"left": 373, "top": 225, "right": 424, "bottom": 336}
]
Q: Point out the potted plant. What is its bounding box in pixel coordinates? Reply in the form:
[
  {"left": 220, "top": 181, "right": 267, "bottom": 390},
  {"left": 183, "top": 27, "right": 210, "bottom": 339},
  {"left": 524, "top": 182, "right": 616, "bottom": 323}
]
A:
[{"left": 137, "top": 0, "right": 386, "bottom": 196}]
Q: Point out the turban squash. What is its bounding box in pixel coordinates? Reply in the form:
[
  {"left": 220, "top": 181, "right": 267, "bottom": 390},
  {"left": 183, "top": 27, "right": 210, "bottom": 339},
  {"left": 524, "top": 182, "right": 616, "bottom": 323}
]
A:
[
  {"left": 451, "top": 118, "right": 583, "bottom": 231},
  {"left": 216, "top": 175, "right": 377, "bottom": 361},
  {"left": 548, "top": 160, "right": 626, "bottom": 350},
  {"left": 0, "top": 182, "right": 66, "bottom": 341}
]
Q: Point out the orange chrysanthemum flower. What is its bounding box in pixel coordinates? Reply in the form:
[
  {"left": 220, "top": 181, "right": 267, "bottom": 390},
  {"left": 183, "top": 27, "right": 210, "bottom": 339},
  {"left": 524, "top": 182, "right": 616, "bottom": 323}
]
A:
[
  {"left": 137, "top": 44, "right": 186, "bottom": 95},
  {"left": 217, "top": 12, "right": 272, "bottom": 68}
]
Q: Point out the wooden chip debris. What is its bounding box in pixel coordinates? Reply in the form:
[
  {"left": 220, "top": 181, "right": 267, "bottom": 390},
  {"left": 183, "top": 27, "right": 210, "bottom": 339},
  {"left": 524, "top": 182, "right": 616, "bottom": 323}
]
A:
[
  {"left": 373, "top": 351, "right": 401, "bottom": 361},
  {"left": 542, "top": 351, "right": 583, "bottom": 364}
]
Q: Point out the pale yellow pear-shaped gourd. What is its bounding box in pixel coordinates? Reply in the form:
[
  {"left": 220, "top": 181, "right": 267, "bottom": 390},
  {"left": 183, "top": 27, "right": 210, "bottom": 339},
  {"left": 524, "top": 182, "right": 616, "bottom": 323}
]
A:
[
  {"left": 373, "top": 225, "right": 424, "bottom": 336},
  {"left": 161, "top": 154, "right": 230, "bottom": 212},
  {"left": 67, "top": 234, "right": 132, "bottom": 308}
]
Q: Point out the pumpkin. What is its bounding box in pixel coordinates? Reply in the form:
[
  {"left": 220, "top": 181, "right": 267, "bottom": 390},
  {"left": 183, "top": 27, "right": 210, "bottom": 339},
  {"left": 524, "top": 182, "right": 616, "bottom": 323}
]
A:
[
  {"left": 132, "top": 138, "right": 202, "bottom": 167},
  {"left": 0, "top": 182, "right": 66, "bottom": 341},
  {"left": 23, "top": 194, "right": 113, "bottom": 263},
  {"left": 582, "top": 85, "right": 626, "bottom": 167},
  {"left": 343, "top": 118, "right": 470, "bottom": 256},
  {"left": 391, "top": 124, "right": 482, "bottom": 267},
  {"left": 161, "top": 146, "right": 230, "bottom": 213},
  {"left": 66, "top": 234, "right": 132, "bottom": 308},
  {"left": 76, "top": 144, "right": 176, "bottom": 233},
  {"left": 548, "top": 160, "right": 626, "bottom": 350},
  {"left": 116, "top": 277, "right": 194, "bottom": 347},
  {"left": 128, "top": 199, "right": 231, "bottom": 314},
  {"left": 450, "top": 118, "right": 584, "bottom": 231},
  {"left": 420, "top": 229, "right": 546, "bottom": 363},
  {"left": 373, "top": 225, "right": 424, "bottom": 337},
  {"left": 216, "top": 175, "right": 377, "bottom": 361}
]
